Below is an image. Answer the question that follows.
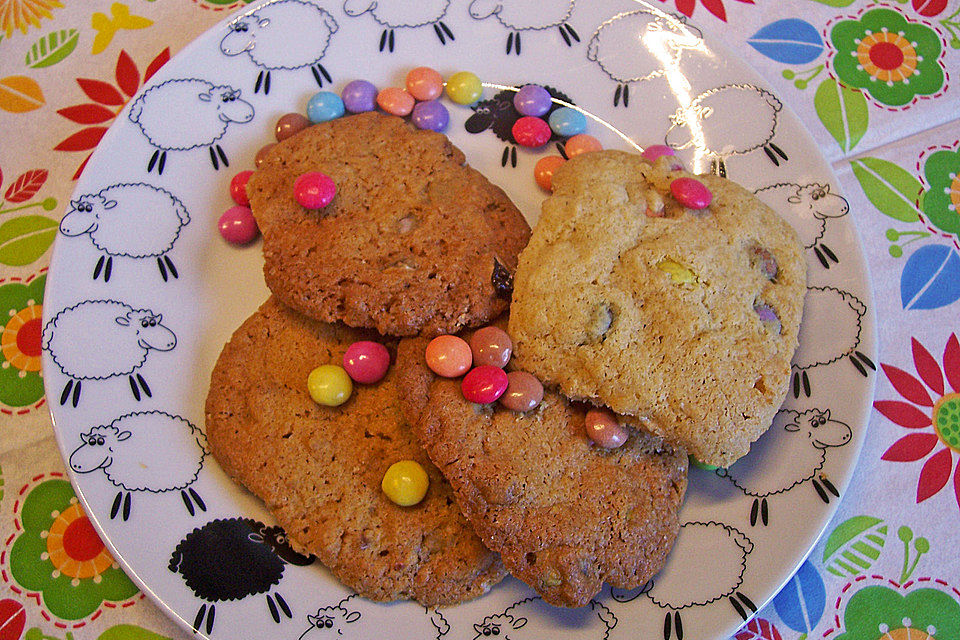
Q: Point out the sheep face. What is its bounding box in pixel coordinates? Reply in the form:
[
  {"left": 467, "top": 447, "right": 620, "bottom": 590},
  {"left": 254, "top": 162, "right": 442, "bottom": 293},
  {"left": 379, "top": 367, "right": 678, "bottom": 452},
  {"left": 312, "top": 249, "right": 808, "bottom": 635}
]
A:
[
  {"left": 69, "top": 426, "right": 130, "bottom": 473},
  {"left": 786, "top": 409, "right": 851, "bottom": 449},
  {"left": 60, "top": 195, "right": 116, "bottom": 237},
  {"left": 789, "top": 184, "right": 850, "bottom": 220},
  {"left": 473, "top": 613, "right": 527, "bottom": 639},
  {"left": 465, "top": 100, "right": 512, "bottom": 134},
  {"left": 305, "top": 606, "right": 360, "bottom": 635},
  {"left": 257, "top": 524, "right": 315, "bottom": 566},
  {"left": 115, "top": 311, "right": 176, "bottom": 352},
  {"left": 200, "top": 86, "right": 254, "bottom": 125},
  {"left": 220, "top": 15, "right": 263, "bottom": 56}
]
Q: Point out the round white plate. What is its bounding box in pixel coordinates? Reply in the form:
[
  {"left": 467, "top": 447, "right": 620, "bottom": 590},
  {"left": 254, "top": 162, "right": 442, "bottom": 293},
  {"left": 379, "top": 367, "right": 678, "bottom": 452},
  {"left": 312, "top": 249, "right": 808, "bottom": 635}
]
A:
[{"left": 41, "top": 1, "right": 877, "bottom": 638}]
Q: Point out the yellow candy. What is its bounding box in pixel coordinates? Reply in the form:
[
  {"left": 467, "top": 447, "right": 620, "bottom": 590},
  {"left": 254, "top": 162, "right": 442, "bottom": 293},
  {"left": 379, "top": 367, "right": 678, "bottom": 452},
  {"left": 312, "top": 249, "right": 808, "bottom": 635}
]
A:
[
  {"left": 445, "top": 71, "right": 482, "bottom": 105},
  {"left": 307, "top": 364, "right": 352, "bottom": 406},
  {"left": 657, "top": 259, "right": 697, "bottom": 284},
  {"left": 381, "top": 460, "right": 429, "bottom": 506}
]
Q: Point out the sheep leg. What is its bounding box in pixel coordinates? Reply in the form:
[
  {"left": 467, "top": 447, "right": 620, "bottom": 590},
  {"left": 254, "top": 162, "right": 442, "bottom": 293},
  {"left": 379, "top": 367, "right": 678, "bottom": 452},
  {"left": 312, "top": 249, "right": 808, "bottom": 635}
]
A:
[
  {"left": 158, "top": 257, "right": 168, "bottom": 282},
  {"left": 379, "top": 28, "right": 388, "bottom": 52},
  {"left": 820, "top": 243, "right": 839, "bottom": 264},
  {"left": 275, "top": 593, "right": 291, "bottom": 619},
  {"left": 264, "top": 70, "right": 271, "bottom": 96},
  {"left": 147, "top": 149, "right": 160, "bottom": 173},
  {"left": 255, "top": 70, "right": 265, "bottom": 94},
  {"left": 802, "top": 370, "right": 811, "bottom": 397},
  {"left": 60, "top": 379, "right": 74, "bottom": 406},
  {"left": 72, "top": 380, "right": 82, "bottom": 408},
  {"left": 730, "top": 594, "right": 749, "bottom": 620},
  {"left": 164, "top": 255, "right": 179, "bottom": 279},
  {"left": 763, "top": 145, "right": 782, "bottom": 167},
  {"left": 104, "top": 256, "right": 113, "bottom": 282},
  {"left": 181, "top": 490, "right": 196, "bottom": 517},
  {"left": 761, "top": 497, "right": 769, "bottom": 526},
  {"left": 854, "top": 350, "right": 875, "bottom": 371},
  {"left": 216, "top": 144, "right": 229, "bottom": 169},
  {"left": 510, "top": 146, "right": 517, "bottom": 168},
  {"left": 110, "top": 491, "right": 123, "bottom": 519},
  {"left": 122, "top": 492, "right": 131, "bottom": 521},
  {"left": 389, "top": 29, "right": 395, "bottom": 53},
  {"left": 769, "top": 142, "right": 788, "bottom": 161},
  {"left": 136, "top": 374, "right": 152, "bottom": 398},
  {"left": 267, "top": 594, "right": 280, "bottom": 623},
  {"left": 623, "top": 84, "right": 629, "bottom": 107},
  {"left": 814, "top": 246, "right": 830, "bottom": 269},
  {"left": 158, "top": 151, "right": 166, "bottom": 175},
  {"left": 812, "top": 477, "right": 830, "bottom": 503},
  {"left": 192, "top": 605, "right": 206, "bottom": 633},
  {"left": 209, "top": 146, "right": 220, "bottom": 171},
  {"left": 93, "top": 256, "right": 105, "bottom": 280},
  {"left": 850, "top": 353, "right": 868, "bottom": 376},
  {"left": 749, "top": 498, "right": 759, "bottom": 526},
  {"left": 189, "top": 487, "right": 207, "bottom": 513},
  {"left": 559, "top": 25, "right": 572, "bottom": 46},
  {"left": 434, "top": 23, "right": 447, "bottom": 45},
  {"left": 663, "top": 611, "right": 672, "bottom": 640},
  {"left": 439, "top": 21, "right": 454, "bottom": 42},
  {"left": 735, "top": 591, "right": 757, "bottom": 615},
  {"left": 317, "top": 64, "right": 332, "bottom": 84},
  {"left": 564, "top": 23, "right": 580, "bottom": 43},
  {"left": 506, "top": 31, "right": 514, "bottom": 55},
  {"left": 557, "top": 141, "right": 568, "bottom": 159},
  {"left": 820, "top": 474, "right": 839, "bottom": 498},
  {"left": 129, "top": 375, "right": 142, "bottom": 401}
]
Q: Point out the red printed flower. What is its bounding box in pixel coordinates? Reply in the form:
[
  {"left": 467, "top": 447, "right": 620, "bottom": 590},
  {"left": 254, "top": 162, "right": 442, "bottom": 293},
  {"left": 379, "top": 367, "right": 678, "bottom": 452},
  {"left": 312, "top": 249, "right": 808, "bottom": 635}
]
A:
[
  {"left": 657, "top": 0, "right": 755, "bottom": 22},
  {"left": 875, "top": 334, "right": 960, "bottom": 511},
  {"left": 54, "top": 47, "right": 170, "bottom": 180}
]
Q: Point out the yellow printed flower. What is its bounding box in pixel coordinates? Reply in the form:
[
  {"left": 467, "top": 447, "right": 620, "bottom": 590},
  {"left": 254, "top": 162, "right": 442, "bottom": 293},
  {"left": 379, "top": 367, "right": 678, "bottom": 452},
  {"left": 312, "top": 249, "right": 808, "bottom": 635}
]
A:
[{"left": 0, "top": 0, "right": 64, "bottom": 39}]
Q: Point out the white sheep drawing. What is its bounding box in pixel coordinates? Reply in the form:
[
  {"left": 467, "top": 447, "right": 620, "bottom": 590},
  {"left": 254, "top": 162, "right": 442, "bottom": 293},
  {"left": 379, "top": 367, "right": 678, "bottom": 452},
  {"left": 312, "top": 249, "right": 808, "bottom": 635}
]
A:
[
  {"left": 471, "top": 596, "right": 617, "bottom": 640},
  {"left": 717, "top": 408, "right": 852, "bottom": 526},
  {"left": 68, "top": 411, "right": 209, "bottom": 521},
  {"left": 344, "top": 0, "right": 453, "bottom": 52},
  {"left": 754, "top": 182, "right": 850, "bottom": 269},
  {"left": 42, "top": 300, "right": 177, "bottom": 408},
  {"left": 221, "top": 0, "right": 339, "bottom": 92},
  {"left": 612, "top": 522, "right": 755, "bottom": 640},
  {"left": 298, "top": 594, "right": 450, "bottom": 639},
  {"left": 791, "top": 286, "right": 873, "bottom": 398},
  {"left": 128, "top": 78, "right": 254, "bottom": 174},
  {"left": 59, "top": 183, "right": 190, "bottom": 283},
  {"left": 586, "top": 10, "right": 703, "bottom": 107},
  {"left": 468, "top": 0, "right": 579, "bottom": 54},
  {"left": 665, "top": 84, "right": 788, "bottom": 176}
]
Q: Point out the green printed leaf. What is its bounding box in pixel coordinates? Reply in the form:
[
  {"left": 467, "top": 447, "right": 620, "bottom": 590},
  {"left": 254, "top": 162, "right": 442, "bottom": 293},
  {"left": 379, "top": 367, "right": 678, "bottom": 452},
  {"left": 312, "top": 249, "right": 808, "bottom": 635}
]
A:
[
  {"left": 25, "top": 29, "right": 80, "bottom": 69},
  {"left": 806, "top": 0, "right": 857, "bottom": 5},
  {"left": 814, "top": 78, "right": 868, "bottom": 152},
  {"left": 851, "top": 157, "right": 923, "bottom": 222},
  {"left": 823, "top": 515, "right": 887, "bottom": 578},
  {"left": 99, "top": 624, "right": 174, "bottom": 640},
  {"left": 0, "top": 215, "right": 57, "bottom": 266}
]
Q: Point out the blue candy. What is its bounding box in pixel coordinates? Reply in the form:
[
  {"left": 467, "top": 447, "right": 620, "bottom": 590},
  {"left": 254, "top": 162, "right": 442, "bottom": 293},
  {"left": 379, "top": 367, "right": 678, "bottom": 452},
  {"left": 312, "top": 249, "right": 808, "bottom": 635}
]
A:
[
  {"left": 548, "top": 107, "right": 587, "bottom": 137},
  {"left": 307, "top": 91, "right": 345, "bottom": 123}
]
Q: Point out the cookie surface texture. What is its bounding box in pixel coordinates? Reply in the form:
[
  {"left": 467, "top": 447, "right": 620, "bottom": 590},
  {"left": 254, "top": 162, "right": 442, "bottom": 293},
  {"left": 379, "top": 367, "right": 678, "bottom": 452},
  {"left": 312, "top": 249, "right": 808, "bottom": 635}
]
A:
[
  {"left": 247, "top": 112, "right": 531, "bottom": 337},
  {"left": 398, "top": 325, "right": 688, "bottom": 608},
  {"left": 205, "top": 297, "right": 506, "bottom": 605},
  {"left": 508, "top": 150, "right": 806, "bottom": 467}
]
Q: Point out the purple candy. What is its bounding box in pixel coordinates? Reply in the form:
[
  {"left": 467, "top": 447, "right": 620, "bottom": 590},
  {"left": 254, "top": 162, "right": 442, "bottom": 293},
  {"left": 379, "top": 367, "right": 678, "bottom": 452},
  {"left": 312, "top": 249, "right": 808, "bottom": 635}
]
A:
[
  {"left": 342, "top": 79, "right": 377, "bottom": 113},
  {"left": 513, "top": 84, "right": 552, "bottom": 117},
  {"left": 411, "top": 100, "right": 449, "bottom": 132},
  {"left": 754, "top": 302, "right": 782, "bottom": 334},
  {"left": 642, "top": 144, "right": 676, "bottom": 161}
]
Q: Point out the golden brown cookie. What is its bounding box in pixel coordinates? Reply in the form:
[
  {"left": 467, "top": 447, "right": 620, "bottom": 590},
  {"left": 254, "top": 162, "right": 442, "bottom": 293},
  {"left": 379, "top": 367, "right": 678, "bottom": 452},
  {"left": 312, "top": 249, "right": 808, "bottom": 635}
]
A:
[
  {"left": 397, "top": 324, "right": 688, "bottom": 608},
  {"left": 247, "top": 112, "right": 531, "bottom": 337},
  {"left": 205, "top": 297, "right": 506, "bottom": 605},
  {"left": 508, "top": 150, "right": 806, "bottom": 468}
]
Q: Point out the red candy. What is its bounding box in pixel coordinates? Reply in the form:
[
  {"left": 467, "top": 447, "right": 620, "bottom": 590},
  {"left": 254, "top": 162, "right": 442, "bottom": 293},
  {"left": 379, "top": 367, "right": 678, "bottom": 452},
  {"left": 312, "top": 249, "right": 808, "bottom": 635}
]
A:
[
  {"left": 343, "top": 341, "right": 390, "bottom": 384},
  {"left": 584, "top": 408, "right": 629, "bottom": 449},
  {"left": 461, "top": 365, "right": 509, "bottom": 404},
  {"left": 229, "top": 170, "right": 253, "bottom": 206},
  {"left": 218, "top": 205, "right": 259, "bottom": 245},
  {"left": 294, "top": 171, "right": 337, "bottom": 209},
  {"left": 670, "top": 177, "right": 712, "bottom": 210},
  {"left": 512, "top": 116, "right": 551, "bottom": 148}
]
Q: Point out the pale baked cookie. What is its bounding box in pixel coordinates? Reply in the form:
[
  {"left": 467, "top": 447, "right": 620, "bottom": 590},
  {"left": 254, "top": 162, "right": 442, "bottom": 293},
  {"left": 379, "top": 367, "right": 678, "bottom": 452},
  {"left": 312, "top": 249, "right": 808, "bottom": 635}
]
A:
[
  {"left": 247, "top": 111, "right": 530, "bottom": 337},
  {"left": 205, "top": 297, "right": 506, "bottom": 605},
  {"left": 397, "top": 324, "right": 688, "bottom": 608},
  {"left": 508, "top": 150, "right": 806, "bottom": 467}
]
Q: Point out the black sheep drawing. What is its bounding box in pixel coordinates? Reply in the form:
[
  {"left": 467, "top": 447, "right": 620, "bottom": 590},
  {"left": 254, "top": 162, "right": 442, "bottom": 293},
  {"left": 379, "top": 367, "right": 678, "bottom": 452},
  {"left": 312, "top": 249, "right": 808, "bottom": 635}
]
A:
[
  {"left": 464, "top": 86, "right": 576, "bottom": 168},
  {"left": 169, "top": 517, "right": 315, "bottom": 635}
]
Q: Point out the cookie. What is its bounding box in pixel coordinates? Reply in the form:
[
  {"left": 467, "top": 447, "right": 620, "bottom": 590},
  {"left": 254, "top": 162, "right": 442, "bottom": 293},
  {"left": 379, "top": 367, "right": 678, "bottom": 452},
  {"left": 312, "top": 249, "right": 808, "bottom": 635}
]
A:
[
  {"left": 508, "top": 150, "right": 806, "bottom": 467},
  {"left": 398, "top": 323, "right": 688, "bottom": 608},
  {"left": 205, "top": 297, "right": 506, "bottom": 605},
  {"left": 247, "top": 111, "right": 531, "bottom": 337}
]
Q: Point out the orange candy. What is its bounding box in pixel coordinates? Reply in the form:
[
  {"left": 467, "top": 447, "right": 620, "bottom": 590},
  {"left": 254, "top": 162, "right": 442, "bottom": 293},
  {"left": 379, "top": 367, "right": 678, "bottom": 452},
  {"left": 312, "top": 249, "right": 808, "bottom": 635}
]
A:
[
  {"left": 425, "top": 335, "right": 472, "bottom": 378},
  {"left": 534, "top": 155, "right": 566, "bottom": 191},
  {"left": 376, "top": 87, "right": 415, "bottom": 117},
  {"left": 405, "top": 67, "right": 444, "bottom": 101},
  {"left": 564, "top": 134, "right": 602, "bottom": 158}
]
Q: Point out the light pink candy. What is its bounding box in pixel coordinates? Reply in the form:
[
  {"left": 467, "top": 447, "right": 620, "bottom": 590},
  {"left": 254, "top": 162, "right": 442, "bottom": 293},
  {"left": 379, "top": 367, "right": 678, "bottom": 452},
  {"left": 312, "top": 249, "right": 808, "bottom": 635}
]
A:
[
  {"left": 294, "top": 172, "right": 337, "bottom": 209},
  {"left": 642, "top": 144, "right": 675, "bottom": 161},
  {"left": 670, "top": 177, "right": 712, "bottom": 210},
  {"left": 584, "top": 408, "right": 629, "bottom": 449},
  {"left": 218, "top": 205, "right": 259, "bottom": 245}
]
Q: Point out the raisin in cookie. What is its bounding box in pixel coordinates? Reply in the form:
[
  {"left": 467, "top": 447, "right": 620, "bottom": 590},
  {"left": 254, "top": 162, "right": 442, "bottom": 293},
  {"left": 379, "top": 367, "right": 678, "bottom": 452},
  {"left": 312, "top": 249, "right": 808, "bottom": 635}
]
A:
[
  {"left": 398, "top": 322, "right": 688, "bottom": 608},
  {"left": 247, "top": 112, "right": 530, "bottom": 337},
  {"left": 205, "top": 297, "right": 505, "bottom": 605},
  {"left": 508, "top": 150, "right": 806, "bottom": 467}
]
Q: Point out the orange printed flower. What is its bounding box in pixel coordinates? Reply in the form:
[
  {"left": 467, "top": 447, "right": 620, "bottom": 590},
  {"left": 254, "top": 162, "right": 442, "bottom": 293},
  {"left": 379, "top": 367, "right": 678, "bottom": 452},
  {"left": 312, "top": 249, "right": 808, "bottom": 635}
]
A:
[
  {"left": 1, "top": 303, "right": 42, "bottom": 373},
  {"left": 0, "top": 0, "right": 64, "bottom": 38}
]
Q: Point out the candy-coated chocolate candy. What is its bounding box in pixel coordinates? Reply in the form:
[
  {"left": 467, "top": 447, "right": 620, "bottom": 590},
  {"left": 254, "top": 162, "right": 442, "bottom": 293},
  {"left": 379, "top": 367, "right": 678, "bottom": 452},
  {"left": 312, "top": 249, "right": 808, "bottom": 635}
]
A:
[
  {"left": 512, "top": 116, "right": 551, "bottom": 148},
  {"left": 688, "top": 455, "right": 718, "bottom": 471},
  {"left": 461, "top": 365, "right": 509, "bottom": 404},
  {"left": 342, "top": 79, "right": 378, "bottom": 113},
  {"left": 306, "top": 91, "right": 345, "bottom": 123},
  {"left": 294, "top": 171, "right": 337, "bottom": 209},
  {"left": 500, "top": 371, "right": 543, "bottom": 412},
  {"left": 218, "top": 205, "right": 259, "bottom": 245},
  {"left": 670, "top": 177, "right": 712, "bottom": 209},
  {"left": 534, "top": 155, "right": 565, "bottom": 191},
  {"left": 425, "top": 335, "right": 472, "bottom": 378},
  {"left": 343, "top": 341, "right": 390, "bottom": 384},
  {"left": 275, "top": 112, "right": 311, "bottom": 142},
  {"left": 382, "top": 460, "right": 429, "bottom": 506},
  {"left": 513, "top": 84, "right": 552, "bottom": 117},
  {"left": 405, "top": 66, "right": 444, "bottom": 101},
  {"left": 411, "top": 100, "right": 449, "bottom": 132},
  {"left": 229, "top": 170, "right": 253, "bottom": 206},
  {"left": 376, "top": 87, "right": 415, "bottom": 117},
  {"left": 584, "top": 408, "right": 629, "bottom": 449},
  {"left": 565, "top": 134, "right": 602, "bottom": 157},
  {"left": 641, "top": 144, "right": 675, "bottom": 161},
  {"left": 307, "top": 364, "right": 353, "bottom": 406},
  {"left": 446, "top": 71, "right": 482, "bottom": 105},
  {"left": 548, "top": 107, "right": 586, "bottom": 137},
  {"left": 255, "top": 143, "right": 276, "bottom": 167},
  {"left": 469, "top": 326, "right": 512, "bottom": 368}
]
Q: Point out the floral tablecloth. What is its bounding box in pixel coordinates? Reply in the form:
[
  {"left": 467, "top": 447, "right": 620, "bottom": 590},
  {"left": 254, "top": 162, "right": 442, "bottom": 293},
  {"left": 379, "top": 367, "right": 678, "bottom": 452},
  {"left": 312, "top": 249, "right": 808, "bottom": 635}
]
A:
[{"left": 0, "top": 1, "right": 958, "bottom": 639}]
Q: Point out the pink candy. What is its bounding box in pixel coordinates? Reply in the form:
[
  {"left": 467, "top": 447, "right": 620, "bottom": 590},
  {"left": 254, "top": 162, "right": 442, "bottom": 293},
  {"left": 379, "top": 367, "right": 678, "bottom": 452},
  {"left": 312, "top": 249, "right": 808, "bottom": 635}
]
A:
[
  {"left": 641, "top": 145, "right": 675, "bottom": 161},
  {"left": 512, "top": 116, "right": 551, "bottom": 148},
  {"left": 343, "top": 341, "right": 390, "bottom": 384},
  {"left": 461, "top": 365, "right": 509, "bottom": 404},
  {"left": 294, "top": 172, "right": 336, "bottom": 209},
  {"left": 670, "top": 177, "right": 712, "bottom": 210},
  {"left": 218, "top": 205, "right": 259, "bottom": 245},
  {"left": 469, "top": 326, "right": 512, "bottom": 368},
  {"left": 584, "top": 408, "right": 629, "bottom": 449},
  {"left": 230, "top": 170, "right": 253, "bottom": 206}
]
